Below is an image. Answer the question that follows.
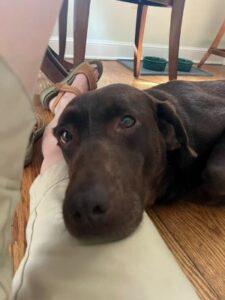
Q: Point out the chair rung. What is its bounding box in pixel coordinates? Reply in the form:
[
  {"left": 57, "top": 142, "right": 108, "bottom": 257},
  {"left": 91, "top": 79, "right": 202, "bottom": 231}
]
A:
[{"left": 209, "top": 48, "right": 225, "bottom": 58}]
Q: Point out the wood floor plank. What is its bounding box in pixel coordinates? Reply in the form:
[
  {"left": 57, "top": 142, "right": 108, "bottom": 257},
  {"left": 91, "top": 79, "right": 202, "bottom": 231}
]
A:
[
  {"left": 147, "top": 209, "right": 220, "bottom": 300},
  {"left": 151, "top": 202, "right": 225, "bottom": 300}
]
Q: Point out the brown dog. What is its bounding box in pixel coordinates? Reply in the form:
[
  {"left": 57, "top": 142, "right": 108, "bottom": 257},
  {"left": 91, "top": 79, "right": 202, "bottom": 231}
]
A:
[{"left": 53, "top": 80, "right": 225, "bottom": 241}]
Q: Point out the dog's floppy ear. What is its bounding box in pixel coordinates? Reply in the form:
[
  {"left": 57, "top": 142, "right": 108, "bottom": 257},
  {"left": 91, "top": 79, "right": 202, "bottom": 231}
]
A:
[{"left": 153, "top": 98, "right": 197, "bottom": 157}]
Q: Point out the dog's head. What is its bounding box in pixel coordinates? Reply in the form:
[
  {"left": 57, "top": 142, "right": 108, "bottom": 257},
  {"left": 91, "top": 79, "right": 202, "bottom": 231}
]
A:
[{"left": 53, "top": 84, "right": 192, "bottom": 242}]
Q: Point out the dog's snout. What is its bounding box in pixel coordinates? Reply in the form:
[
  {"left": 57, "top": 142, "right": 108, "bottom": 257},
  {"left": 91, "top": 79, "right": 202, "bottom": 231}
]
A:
[
  {"left": 62, "top": 138, "right": 145, "bottom": 241},
  {"left": 66, "top": 183, "right": 110, "bottom": 224}
]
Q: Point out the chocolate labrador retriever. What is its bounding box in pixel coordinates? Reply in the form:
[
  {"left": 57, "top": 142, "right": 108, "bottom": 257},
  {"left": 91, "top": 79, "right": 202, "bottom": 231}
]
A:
[{"left": 53, "top": 80, "right": 225, "bottom": 241}]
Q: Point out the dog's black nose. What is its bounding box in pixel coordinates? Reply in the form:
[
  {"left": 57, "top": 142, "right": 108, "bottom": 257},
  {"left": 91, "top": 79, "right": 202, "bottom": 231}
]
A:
[{"left": 66, "top": 183, "right": 110, "bottom": 224}]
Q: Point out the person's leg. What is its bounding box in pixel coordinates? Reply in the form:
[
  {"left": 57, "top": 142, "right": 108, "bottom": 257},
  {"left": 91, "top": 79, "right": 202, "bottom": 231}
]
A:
[
  {"left": 0, "top": 1, "right": 64, "bottom": 298},
  {"left": 0, "top": 0, "right": 64, "bottom": 98}
]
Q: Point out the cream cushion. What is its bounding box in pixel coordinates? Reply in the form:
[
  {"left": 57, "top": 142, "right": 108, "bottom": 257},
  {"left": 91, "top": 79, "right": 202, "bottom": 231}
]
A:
[{"left": 12, "top": 159, "right": 199, "bottom": 300}]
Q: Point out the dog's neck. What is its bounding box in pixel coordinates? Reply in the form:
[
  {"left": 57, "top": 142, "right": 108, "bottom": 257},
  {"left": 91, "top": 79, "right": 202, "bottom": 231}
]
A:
[
  {"left": 154, "top": 160, "right": 178, "bottom": 204},
  {"left": 143, "top": 140, "right": 168, "bottom": 206},
  {"left": 154, "top": 145, "right": 198, "bottom": 205}
]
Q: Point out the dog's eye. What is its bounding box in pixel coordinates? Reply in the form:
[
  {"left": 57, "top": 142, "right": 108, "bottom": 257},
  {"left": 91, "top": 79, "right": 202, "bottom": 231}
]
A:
[
  {"left": 120, "top": 115, "right": 136, "bottom": 128},
  {"left": 59, "top": 130, "right": 73, "bottom": 144}
]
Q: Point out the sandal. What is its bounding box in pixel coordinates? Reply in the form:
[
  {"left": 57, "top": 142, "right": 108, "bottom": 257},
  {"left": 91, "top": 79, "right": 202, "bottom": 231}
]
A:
[
  {"left": 40, "top": 60, "right": 103, "bottom": 111},
  {"left": 24, "top": 113, "right": 45, "bottom": 167}
]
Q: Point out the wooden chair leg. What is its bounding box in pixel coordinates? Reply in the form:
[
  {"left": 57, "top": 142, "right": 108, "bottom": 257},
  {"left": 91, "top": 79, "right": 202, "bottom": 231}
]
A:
[
  {"left": 168, "top": 0, "right": 185, "bottom": 80},
  {"left": 198, "top": 20, "right": 225, "bottom": 68},
  {"left": 73, "top": 0, "right": 91, "bottom": 67},
  {"left": 41, "top": 47, "right": 69, "bottom": 83},
  {"left": 59, "top": 0, "right": 68, "bottom": 63},
  {"left": 197, "top": 51, "right": 211, "bottom": 69},
  {"left": 134, "top": 4, "right": 148, "bottom": 78}
]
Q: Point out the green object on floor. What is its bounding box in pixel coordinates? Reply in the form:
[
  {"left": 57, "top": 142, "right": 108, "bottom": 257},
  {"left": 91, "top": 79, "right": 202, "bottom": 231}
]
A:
[
  {"left": 177, "top": 58, "right": 193, "bottom": 72},
  {"left": 143, "top": 56, "right": 167, "bottom": 71},
  {"left": 118, "top": 59, "right": 212, "bottom": 76}
]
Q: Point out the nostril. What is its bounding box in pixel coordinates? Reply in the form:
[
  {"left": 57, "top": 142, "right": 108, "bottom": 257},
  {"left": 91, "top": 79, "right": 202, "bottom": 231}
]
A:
[
  {"left": 92, "top": 204, "right": 106, "bottom": 215},
  {"left": 73, "top": 211, "right": 82, "bottom": 219}
]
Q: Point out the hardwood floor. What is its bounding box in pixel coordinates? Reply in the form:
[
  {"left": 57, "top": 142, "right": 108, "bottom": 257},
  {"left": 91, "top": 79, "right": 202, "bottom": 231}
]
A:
[{"left": 11, "top": 61, "right": 225, "bottom": 299}]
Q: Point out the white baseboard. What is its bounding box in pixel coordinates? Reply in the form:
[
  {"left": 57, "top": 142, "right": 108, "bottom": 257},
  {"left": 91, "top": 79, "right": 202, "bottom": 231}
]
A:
[{"left": 49, "top": 37, "right": 225, "bottom": 65}]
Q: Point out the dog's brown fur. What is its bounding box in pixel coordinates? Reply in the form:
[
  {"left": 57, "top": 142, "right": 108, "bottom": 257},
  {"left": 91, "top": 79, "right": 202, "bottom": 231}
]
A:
[{"left": 54, "top": 80, "right": 225, "bottom": 241}]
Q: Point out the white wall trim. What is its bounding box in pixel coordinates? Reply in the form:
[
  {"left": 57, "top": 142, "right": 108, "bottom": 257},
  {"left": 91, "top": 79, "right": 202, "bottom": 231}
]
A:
[{"left": 49, "top": 37, "right": 225, "bottom": 65}]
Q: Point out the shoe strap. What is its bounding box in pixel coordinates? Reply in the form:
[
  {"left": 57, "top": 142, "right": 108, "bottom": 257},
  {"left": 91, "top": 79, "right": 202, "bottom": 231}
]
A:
[
  {"left": 52, "top": 84, "right": 82, "bottom": 113},
  {"left": 72, "top": 62, "right": 97, "bottom": 91},
  {"left": 54, "top": 83, "right": 82, "bottom": 95}
]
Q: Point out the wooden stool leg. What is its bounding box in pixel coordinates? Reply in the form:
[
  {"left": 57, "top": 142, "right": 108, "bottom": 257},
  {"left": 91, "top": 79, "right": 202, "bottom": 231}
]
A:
[
  {"left": 198, "top": 20, "right": 225, "bottom": 68},
  {"left": 73, "top": 0, "right": 91, "bottom": 67},
  {"left": 134, "top": 4, "right": 148, "bottom": 78},
  {"left": 59, "top": 0, "right": 68, "bottom": 63},
  {"left": 168, "top": 0, "right": 185, "bottom": 80}
]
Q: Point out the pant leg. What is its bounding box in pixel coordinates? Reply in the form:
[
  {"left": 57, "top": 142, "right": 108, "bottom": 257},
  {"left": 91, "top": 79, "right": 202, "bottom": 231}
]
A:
[
  {"left": 0, "top": 59, "right": 34, "bottom": 299},
  {"left": 11, "top": 159, "right": 199, "bottom": 300}
]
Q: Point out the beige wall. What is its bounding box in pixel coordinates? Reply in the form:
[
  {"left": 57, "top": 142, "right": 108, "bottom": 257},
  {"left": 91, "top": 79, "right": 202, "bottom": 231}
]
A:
[
  {"left": 89, "top": 0, "right": 225, "bottom": 48},
  {"left": 51, "top": 0, "right": 225, "bottom": 61},
  {"left": 52, "top": 0, "right": 225, "bottom": 47}
]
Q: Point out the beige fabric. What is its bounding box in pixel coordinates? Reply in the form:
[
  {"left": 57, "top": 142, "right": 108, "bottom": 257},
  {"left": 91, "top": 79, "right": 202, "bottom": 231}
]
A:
[
  {"left": 0, "top": 59, "right": 34, "bottom": 300},
  {"left": 12, "top": 159, "right": 200, "bottom": 300}
]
